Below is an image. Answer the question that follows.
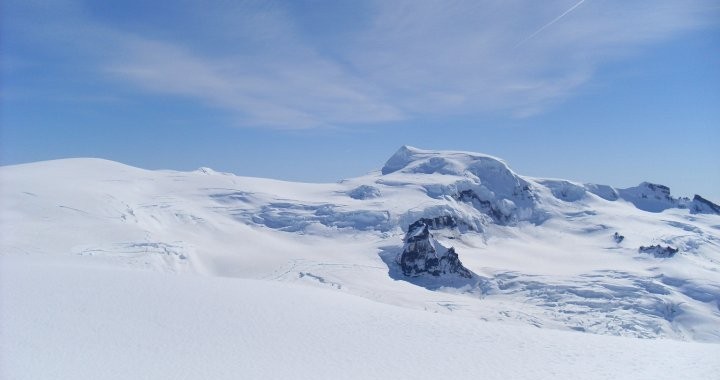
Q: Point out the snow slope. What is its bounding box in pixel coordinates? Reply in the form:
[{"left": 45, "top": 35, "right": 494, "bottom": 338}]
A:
[
  {"left": 2, "top": 254, "right": 719, "bottom": 380},
  {"left": 1, "top": 146, "right": 719, "bottom": 378}
]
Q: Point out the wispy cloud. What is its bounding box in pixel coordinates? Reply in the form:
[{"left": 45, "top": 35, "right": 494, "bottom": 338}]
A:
[
  {"left": 350, "top": 0, "right": 715, "bottom": 118},
  {"left": 103, "top": 37, "right": 404, "bottom": 129},
  {"left": 4, "top": 0, "right": 717, "bottom": 128}
]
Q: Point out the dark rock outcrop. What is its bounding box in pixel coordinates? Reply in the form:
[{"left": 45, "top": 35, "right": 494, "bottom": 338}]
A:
[
  {"left": 639, "top": 245, "right": 679, "bottom": 258},
  {"left": 454, "top": 189, "right": 513, "bottom": 225},
  {"left": 411, "top": 215, "right": 459, "bottom": 230},
  {"left": 397, "top": 220, "right": 472, "bottom": 278},
  {"left": 644, "top": 183, "right": 672, "bottom": 199},
  {"left": 691, "top": 195, "right": 720, "bottom": 215}
]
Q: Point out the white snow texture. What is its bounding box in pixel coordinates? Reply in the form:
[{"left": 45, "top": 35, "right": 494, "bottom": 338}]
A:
[{"left": 1, "top": 146, "right": 719, "bottom": 379}]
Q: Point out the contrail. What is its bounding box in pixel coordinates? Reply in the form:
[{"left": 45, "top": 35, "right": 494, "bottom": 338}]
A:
[{"left": 516, "top": 0, "right": 587, "bottom": 47}]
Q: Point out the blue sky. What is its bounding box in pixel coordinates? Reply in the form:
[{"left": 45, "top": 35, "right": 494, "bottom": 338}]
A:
[{"left": 2, "top": 0, "right": 719, "bottom": 201}]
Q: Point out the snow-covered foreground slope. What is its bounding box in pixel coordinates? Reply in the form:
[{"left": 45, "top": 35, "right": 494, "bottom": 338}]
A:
[
  {"left": 1, "top": 146, "right": 720, "bottom": 376},
  {"left": 2, "top": 254, "right": 719, "bottom": 380}
]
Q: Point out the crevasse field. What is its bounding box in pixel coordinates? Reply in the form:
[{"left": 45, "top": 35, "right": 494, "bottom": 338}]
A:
[{"left": 2, "top": 146, "right": 719, "bottom": 379}]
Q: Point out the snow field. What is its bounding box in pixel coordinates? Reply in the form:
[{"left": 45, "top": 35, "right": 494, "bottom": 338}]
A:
[
  {"left": 2, "top": 146, "right": 720, "bottom": 380},
  {"left": 2, "top": 254, "right": 719, "bottom": 380}
]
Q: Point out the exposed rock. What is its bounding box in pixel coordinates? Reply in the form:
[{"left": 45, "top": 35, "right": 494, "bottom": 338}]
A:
[
  {"left": 398, "top": 206, "right": 484, "bottom": 233},
  {"left": 691, "top": 195, "right": 720, "bottom": 215},
  {"left": 397, "top": 220, "right": 472, "bottom": 278},
  {"left": 617, "top": 182, "right": 678, "bottom": 213},
  {"left": 454, "top": 189, "right": 516, "bottom": 225},
  {"left": 639, "top": 245, "right": 679, "bottom": 258},
  {"left": 585, "top": 181, "right": 715, "bottom": 216},
  {"left": 412, "top": 215, "right": 458, "bottom": 230},
  {"left": 645, "top": 183, "right": 672, "bottom": 197}
]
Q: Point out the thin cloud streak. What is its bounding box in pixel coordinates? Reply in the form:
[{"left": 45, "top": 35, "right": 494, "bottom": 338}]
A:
[{"left": 516, "top": 0, "right": 587, "bottom": 47}]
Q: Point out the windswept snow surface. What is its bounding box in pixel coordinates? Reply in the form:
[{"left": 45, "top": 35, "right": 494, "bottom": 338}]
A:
[
  {"left": 2, "top": 254, "right": 719, "bottom": 380},
  {"left": 1, "top": 147, "right": 720, "bottom": 378}
]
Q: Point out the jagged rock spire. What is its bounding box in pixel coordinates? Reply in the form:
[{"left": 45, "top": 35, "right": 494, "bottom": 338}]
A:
[{"left": 397, "top": 219, "right": 472, "bottom": 278}]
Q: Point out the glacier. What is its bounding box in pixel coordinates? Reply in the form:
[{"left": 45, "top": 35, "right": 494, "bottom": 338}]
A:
[{"left": 1, "top": 146, "right": 720, "bottom": 379}]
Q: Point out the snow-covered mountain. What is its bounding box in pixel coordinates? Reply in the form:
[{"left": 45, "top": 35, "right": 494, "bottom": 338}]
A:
[{"left": 2, "top": 146, "right": 719, "bottom": 378}]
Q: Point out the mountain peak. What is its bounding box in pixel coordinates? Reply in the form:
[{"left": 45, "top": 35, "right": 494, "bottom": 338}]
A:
[
  {"left": 381, "top": 146, "right": 510, "bottom": 176},
  {"left": 381, "top": 145, "right": 422, "bottom": 175}
]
